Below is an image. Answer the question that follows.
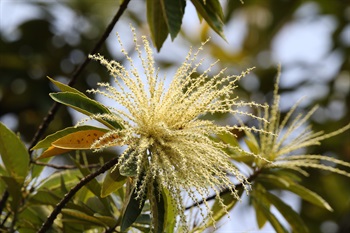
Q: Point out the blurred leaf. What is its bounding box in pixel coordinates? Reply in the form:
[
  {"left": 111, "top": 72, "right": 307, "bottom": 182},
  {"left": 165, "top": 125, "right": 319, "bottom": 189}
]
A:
[
  {"left": 147, "top": 0, "right": 169, "bottom": 51},
  {"left": 62, "top": 208, "right": 106, "bottom": 226},
  {"left": 244, "top": 130, "right": 260, "bottom": 154},
  {"left": 252, "top": 185, "right": 288, "bottom": 233},
  {"left": 101, "top": 165, "right": 127, "bottom": 198},
  {"left": 36, "top": 169, "right": 80, "bottom": 191},
  {"left": 28, "top": 190, "right": 62, "bottom": 205},
  {"left": 252, "top": 195, "right": 268, "bottom": 229},
  {"left": 264, "top": 191, "right": 309, "bottom": 233},
  {"left": 190, "top": 0, "right": 226, "bottom": 39},
  {"left": 257, "top": 174, "right": 333, "bottom": 211},
  {"left": 93, "top": 214, "right": 117, "bottom": 227},
  {"left": 1, "top": 176, "right": 22, "bottom": 210},
  {"left": 33, "top": 125, "right": 108, "bottom": 150},
  {"left": 0, "top": 122, "right": 29, "bottom": 183},
  {"left": 50, "top": 92, "right": 122, "bottom": 129}
]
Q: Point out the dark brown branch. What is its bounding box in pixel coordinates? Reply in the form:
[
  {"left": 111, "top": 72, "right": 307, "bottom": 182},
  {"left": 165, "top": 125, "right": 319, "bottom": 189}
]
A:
[
  {"left": 185, "top": 169, "right": 262, "bottom": 210},
  {"left": 104, "top": 223, "right": 119, "bottom": 233},
  {"left": 0, "top": 191, "right": 9, "bottom": 220},
  {"left": 37, "top": 157, "right": 119, "bottom": 233},
  {"left": 28, "top": 0, "right": 131, "bottom": 157}
]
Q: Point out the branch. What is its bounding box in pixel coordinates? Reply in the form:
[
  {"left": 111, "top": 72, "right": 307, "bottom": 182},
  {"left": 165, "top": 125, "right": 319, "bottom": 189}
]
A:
[
  {"left": 185, "top": 169, "right": 262, "bottom": 210},
  {"left": 37, "top": 156, "right": 119, "bottom": 233},
  {"left": 0, "top": 191, "right": 9, "bottom": 219},
  {"left": 28, "top": 0, "right": 131, "bottom": 156}
]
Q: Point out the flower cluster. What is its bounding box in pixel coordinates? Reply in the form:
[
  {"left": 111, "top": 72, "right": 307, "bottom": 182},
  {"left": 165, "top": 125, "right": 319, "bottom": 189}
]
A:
[
  {"left": 83, "top": 28, "right": 267, "bottom": 228},
  {"left": 255, "top": 68, "right": 350, "bottom": 177}
]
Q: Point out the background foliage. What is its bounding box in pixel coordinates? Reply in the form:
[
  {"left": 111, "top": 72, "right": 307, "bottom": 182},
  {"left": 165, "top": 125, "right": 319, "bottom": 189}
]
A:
[{"left": 0, "top": 0, "right": 349, "bottom": 232}]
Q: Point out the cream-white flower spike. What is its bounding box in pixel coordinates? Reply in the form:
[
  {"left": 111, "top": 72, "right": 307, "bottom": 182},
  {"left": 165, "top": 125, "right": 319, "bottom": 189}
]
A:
[
  {"left": 84, "top": 27, "right": 268, "bottom": 229},
  {"left": 259, "top": 66, "right": 350, "bottom": 177}
]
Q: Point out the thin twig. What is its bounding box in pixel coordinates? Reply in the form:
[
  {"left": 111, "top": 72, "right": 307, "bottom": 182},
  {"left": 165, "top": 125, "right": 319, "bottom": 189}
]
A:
[
  {"left": 37, "top": 156, "right": 119, "bottom": 233},
  {"left": 185, "top": 169, "right": 262, "bottom": 210},
  {"left": 28, "top": 0, "right": 131, "bottom": 157},
  {"left": 104, "top": 222, "right": 119, "bottom": 233}
]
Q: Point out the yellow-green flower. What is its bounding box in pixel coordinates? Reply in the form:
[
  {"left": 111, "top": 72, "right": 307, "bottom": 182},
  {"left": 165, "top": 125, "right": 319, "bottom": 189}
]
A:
[
  {"left": 255, "top": 67, "right": 350, "bottom": 176},
  {"left": 82, "top": 28, "right": 267, "bottom": 228}
]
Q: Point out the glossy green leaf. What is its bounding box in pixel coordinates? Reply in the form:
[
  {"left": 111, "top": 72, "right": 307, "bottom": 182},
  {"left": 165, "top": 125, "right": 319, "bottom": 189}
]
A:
[
  {"left": 149, "top": 180, "right": 166, "bottom": 233},
  {"left": 48, "top": 76, "right": 87, "bottom": 97},
  {"left": 257, "top": 174, "right": 333, "bottom": 211},
  {"left": 101, "top": 165, "right": 127, "bottom": 198},
  {"left": 162, "top": 0, "right": 186, "bottom": 40},
  {"left": 147, "top": 0, "right": 169, "bottom": 51},
  {"left": 121, "top": 183, "right": 146, "bottom": 231},
  {"left": 264, "top": 191, "right": 309, "bottom": 233},
  {"left": 50, "top": 92, "right": 122, "bottom": 130},
  {"left": 0, "top": 122, "right": 29, "bottom": 183},
  {"left": 190, "top": 0, "right": 226, "bottom": 39},
  {"left": 32, "top": 125, "right": 108, "bottom": 150}
]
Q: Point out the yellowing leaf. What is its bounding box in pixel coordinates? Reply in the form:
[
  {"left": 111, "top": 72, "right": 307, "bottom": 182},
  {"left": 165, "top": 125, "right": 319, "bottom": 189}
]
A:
[
  {"left": 52, "top": 130, "right": 120, "bottom": 149},
  {"left": 37, "top": 146, "right": 71, "bottom": 159}
]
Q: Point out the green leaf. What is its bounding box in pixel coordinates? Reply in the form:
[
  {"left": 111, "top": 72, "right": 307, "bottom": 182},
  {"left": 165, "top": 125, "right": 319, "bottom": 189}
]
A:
[
  {"left": 121, "top": 182, "right": 146, "bottom": 231},
  {"left": 257, "top": 174, "right": 333, "bottom": 211},
  {"left": 149, "top": 180, "right": 166, "bottom": 233},
  {"left": 93, "top": 214, "right": 118, "bottom": 227},
  {"left": 210, "top": 189, "right": 243, "bottom": 225},
  {"left": 244, "top": 130, "right": 260, "bottom": 154},
  {"left": 48, "top": 76, "right": 87, "bottom": 97},
  {"left": 50, "top": 92, "right": 122, "bottom": 130},
  {"left": 252, "top": 185, "right": 288, "bottom": 233},
  {"left": 0, "top": 122, "right": 29, "bottom": 183},
  {"left": 32, "top": 125, "right": 108, "bottom": 150},
  {"left": 147, "top": 0, "right": 169, "bottom": 51},
  {"left": 62, "top": 208, "right": 106, "bottom": 226},
  {"left": 252, "top": 195, "right": 268, "bottom": 229},
  {"left": 162, "top": 0, "right": 186, "bottom": 40},
  {"left": 252, "top": 196, "right": 288, "bottom": 233},
  {"left": 28, "top": 190, "right": 62, "bottom": 205},
  {"left": 119, "top": 151, "right": 138, "bottom": 176},
  {"left": 37, "top": 169, "right": 81, "bottom": 191},
  {"left": 264, "top": 192, "right": 309, "bottom": 233},
  {"left": 190, "top": 0, "right": 226, "bottom": 39},
  {"left": 101, "top": 165, "right": 127, "bottom": 198},
  {"left": 163, "top": 188, "right": 176, "bottom": 233},
  {"left": 1, "top": 176, "right": 22, "bottom": 210}
]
